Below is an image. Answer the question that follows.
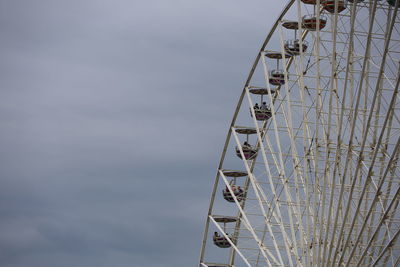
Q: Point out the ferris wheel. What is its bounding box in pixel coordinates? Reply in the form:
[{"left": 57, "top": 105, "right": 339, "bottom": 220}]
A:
[{"left": 199, "top": 0, "right": 400, "bottom": 266}]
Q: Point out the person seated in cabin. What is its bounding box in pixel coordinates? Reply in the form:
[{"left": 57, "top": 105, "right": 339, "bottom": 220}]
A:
[
  {"left": 254, "top": 103, "right": 260, "bottom": 110},
  {"left": 213, "top": 232, "right": 219, "bottom": 240},
  {"left": 231, "top": 185, "right": 237, "bottom": 192},
  {"left": 238, "top": 186, "right": 244, "bottom": 194},
  {"left": 294, "top": 40, "right": 301, "bottom": 50},
  {"left": 261, "top": 102, "right": 268, "bottom": 110},
  {"left": 226, "top": 185, "right": 236, "bottom": 193},
  {"left": 243, "top": 141, "right": 251, "bottom": 149}
]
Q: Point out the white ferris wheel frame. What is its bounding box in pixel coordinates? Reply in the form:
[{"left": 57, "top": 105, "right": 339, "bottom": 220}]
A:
[{"left": 199, "top": 0, "right": 400, "bottom": 266}]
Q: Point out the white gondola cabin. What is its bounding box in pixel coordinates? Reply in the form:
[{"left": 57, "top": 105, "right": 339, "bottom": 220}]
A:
[
  {"left": 322, "top": 0, "right": 347, "bottom": 13},
  {"left": 301, "top": 0, "right": 317, "bottom": 4},
  {"left": 264, "top": 51, "right": 292, "bottom": 60},
  {"left": 221, "top": 170, "right": 247, "bottom": 202},
  {"left": 302, "top": 15, "right": 327, "bottom": 30},
  {"left": 234, "top": 128, "right": 258, "bottom": 160},
  {"left": 251, "top": 107, "right": 272, "bottom": 121},
  {"left": 212, "top": 216, "right": 237, "bottom": 248},
  {"left": 282, "top": 21, "right": 299, "bottom": 30},
  {"left": 284, "top": 39, "right": 309, "bottom": 55},
  {"left": 269, "top": 69, "right": 286, "bottom": 86},
  {"left": 222, "top": 170, "right": 248, "bottom": 177},
  {"left": 249, "top": 87, "right": 276, "bottom": 95},
  {"left": 248, "top": 88, "right": 274, "bottom": 121},
  {"left": 235, "top": 145, "right": 257, "bottom": 160},
  {"left": 222, "top": 184, "right": 244, "bottom": 202},
  {"left": 213, "top": 235, "right": 232, "bottom": 248}
]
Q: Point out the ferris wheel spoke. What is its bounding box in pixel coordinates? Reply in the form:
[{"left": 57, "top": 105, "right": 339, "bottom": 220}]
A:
[
  {"left": 377, "top": 143, "right": 400, "bottom": 264},
  {"left": 310, "top": 3, "right": 325, "bottom": 263},
  {"left": 247, "top": 88, "right": 302, "bottom": 266},
  {"left": 395, "top": 253, "right": 400, "bottom": 267},
  {"left": 278, "top": 24, "right": 310, "bottom": 264},
  {"left": 316, "top": 1, "right": 345, "bottom": 265},
  {"left": 380, "top": 196, "right": 400, "bottom": 266},
  {"left": 364, "top": 77, "right": 399, "bottom": 261},
  {"left": 232, "top": 126, "right": 297, "bottom": 267},
  {"left": 293, "top": 3, "right": 319, "bottom": 265},
  {"left": 330, "top": 2, "right": 398, "bottom": 265},
  {"left": 356, "top": 191, "right": 400, "bottom": 267},
  {"left": 337, "top": 69, "right": 400, "bottom": 265},
  {"left": 219, "top": 170, "right": 281, "bottom": 267},
  {"left": 319, "top": 1, "right": 360, "bottom": 265},
  {"left": 325, "top": 1, "right": 380, "bottom": 265},
  {"left": 234, "top": 123, "right": 291, "bottom": 254},
  {"left": 262, "top": 52, "right": 309, "bottom": 266}
]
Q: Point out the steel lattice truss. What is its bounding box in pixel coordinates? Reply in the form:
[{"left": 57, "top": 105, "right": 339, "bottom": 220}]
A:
[{"left": 199, "top": 0, "right": 400, "bottom": 266}]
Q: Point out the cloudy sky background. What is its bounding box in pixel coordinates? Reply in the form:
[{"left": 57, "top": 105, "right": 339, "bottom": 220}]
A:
[{"left": 0, "top": 1, "right": 281, "bottom": 266}]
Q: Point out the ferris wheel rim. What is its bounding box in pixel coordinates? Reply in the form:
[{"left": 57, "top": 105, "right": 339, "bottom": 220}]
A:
[
  {"left": 199, "top": 1, "right": 296, "bottom": 263},
  {"left": 200, "top": 1, "right": 400, "bottom": 266}
]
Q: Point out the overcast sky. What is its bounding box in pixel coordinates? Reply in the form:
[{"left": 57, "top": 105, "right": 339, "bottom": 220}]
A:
[{"left": 0, "top": 1, "right": 281, "bottom": 266}]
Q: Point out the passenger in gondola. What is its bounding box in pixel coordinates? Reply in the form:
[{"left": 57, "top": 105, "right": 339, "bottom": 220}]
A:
[
  {"left": 254, "top": 103, "right": 260, "bottom": 110},
  {"left": 243, "top": 141, "right": 251, "bottom": 149},
  {"left": 214, "top": 232, "right": 219, "bottom": 239},
  {"left": 238, "top": 186, "right": 243, "bottom": 194},
  {"left": 231, "top": 185, "right": 237, "bottom": 192},
  {"left": 226, "top": 185, "right": 236, "bottom": 192},
  {"left": 261, "top": 102, "right": 268, "bottom": 110}
]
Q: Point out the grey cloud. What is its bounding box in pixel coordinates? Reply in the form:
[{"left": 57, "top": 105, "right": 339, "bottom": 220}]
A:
[{"left": 0, "top": 0, "right": 282, "bottom": 266}]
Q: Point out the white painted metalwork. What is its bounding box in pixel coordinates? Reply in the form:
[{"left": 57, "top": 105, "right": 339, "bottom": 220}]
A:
[{"left": 200, "top": 0, "right": 400, "bottom": 266}]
